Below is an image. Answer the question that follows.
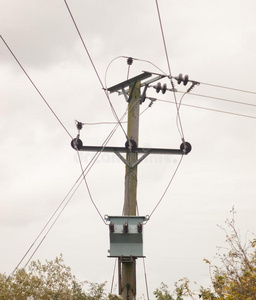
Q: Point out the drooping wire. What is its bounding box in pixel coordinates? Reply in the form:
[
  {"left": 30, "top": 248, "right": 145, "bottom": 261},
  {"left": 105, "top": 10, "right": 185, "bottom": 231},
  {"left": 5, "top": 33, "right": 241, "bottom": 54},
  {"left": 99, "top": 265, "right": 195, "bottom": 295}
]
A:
[
  {"left": 63, "top": 1, "right": 128, "bottom": 141},
  {"left": 76, "top": 150, "right": 107, "bottom": 224},
  {"left": 149, "top": 155, "right": 184, "bottom": 218},
  {"left": 127, "top": 56, "right": 168, "bottom": 76},
  {"left": 0, "top": 35, "right": 73, "bottom": 140},
  {"left": 176, "top": 92, "right": 189, "bottom": 137},
  {"left": 73, "top": 109, "right": 129, "bottom": 223}
]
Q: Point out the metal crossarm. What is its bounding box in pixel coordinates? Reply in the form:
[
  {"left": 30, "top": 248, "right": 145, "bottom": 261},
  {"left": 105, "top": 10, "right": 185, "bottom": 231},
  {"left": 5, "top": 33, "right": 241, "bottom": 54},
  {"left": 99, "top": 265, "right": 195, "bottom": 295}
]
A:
[
  {"left": 78, "top": 145, "right": 186, "bottom": 155},
  {"left": 107, "top": 72, "right": 152, "bottom": 94}
]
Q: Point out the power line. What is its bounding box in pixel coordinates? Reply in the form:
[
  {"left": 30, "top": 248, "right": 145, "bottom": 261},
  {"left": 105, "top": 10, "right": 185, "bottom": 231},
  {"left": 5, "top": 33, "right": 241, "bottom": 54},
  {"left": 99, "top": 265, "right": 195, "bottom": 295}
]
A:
[
  {"left": 23, "top": 179, "right": 83, "bottom": 268},
  {"left": 154, "top": 2, "right": 185, "bottom": 141},
  {"left": 76, "top": 150, "right": 107, "bottom": 224},
  {"left": 149, "top": 155, "right": 184, "bottom": 218},
  {"left": 154, "top": 98, "right": 256, "bottom": 120},
  {"left": 8, "top": 110, "right": 128, "bottom": 276},
  {"left": 155, "top": 0, "right": 172, "bottom": 77},
  {"left": 0, "top": 35, "right": 73, "bottom": 140},
  {"left": 143, "top": 258, "right": 150, "bottom": 300},
  {"left": 63, "top": 1, "right": 128, "bottom": 141},
  {"left": 110, "top": 258, "right": 117, "bottom": 295},
  {"left": 8, "top": 173, "right": 84, "bottom": 277},
  {"left": 200, "top": 81, "right": 256, "bottom": 95},
  {"left": 72, "top": 109, "right": 130, "bottom": 223},
  {"left": 176, "top": 91, "right": 256, "bottom": 108}
]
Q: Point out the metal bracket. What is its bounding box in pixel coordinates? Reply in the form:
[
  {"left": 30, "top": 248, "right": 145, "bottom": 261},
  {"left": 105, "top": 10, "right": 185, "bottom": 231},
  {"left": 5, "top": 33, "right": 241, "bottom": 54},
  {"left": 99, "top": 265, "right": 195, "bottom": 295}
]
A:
[
  {"left": 114, "top": 151, "right": 150, "bottom": 168},
  {"left": 121, "top": 86, "right": 129, "bottom": 102}
]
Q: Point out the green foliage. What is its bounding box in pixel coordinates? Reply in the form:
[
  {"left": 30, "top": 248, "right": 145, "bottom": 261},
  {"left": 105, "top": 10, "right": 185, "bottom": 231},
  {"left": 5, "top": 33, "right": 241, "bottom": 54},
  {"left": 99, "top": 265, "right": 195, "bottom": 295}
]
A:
[
  {"left": 0, "top": 254, "right": 120, "bottom": 300},
  {"left": 153, "top": 280, "right": 191, "bottom": 300}
]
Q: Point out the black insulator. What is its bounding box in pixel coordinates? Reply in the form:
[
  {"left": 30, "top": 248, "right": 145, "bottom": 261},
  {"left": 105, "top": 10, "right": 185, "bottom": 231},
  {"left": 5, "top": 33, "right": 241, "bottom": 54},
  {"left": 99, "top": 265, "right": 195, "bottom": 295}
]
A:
[
  {"left": 76, "top": 122, "right": 83, "bottom": 130},
  {"left": 137, "top": 223, "right": 143, "bottom": 233},
  {"left": 177, "top": 73, "right": 183, "bottom": 84},
  {"left": 109, "top": 222, "right": 115, "bottom": 233},
  {"left": 162, "top": 83, "right": 167, "bottom": 94},
  {"left": 156, "top": 82, "right": 161, "bottom": 93},
  {"left": 180, "top": 141, "right": 192, "bottom": 154},
  {"left": 71, "top": 138, "right": 83, "bottom": 150},
  {"left": 125, "top": 139, "right": 137, "bottom": 151},
  {"left": 127, "top": 57, "right": 133, "bottom": 65},
  {"left": 183, "top": 75, "right": 189, "bottom": 86},
  {"left": 123, "top": 223, "right": 129, "bottom": 233}
]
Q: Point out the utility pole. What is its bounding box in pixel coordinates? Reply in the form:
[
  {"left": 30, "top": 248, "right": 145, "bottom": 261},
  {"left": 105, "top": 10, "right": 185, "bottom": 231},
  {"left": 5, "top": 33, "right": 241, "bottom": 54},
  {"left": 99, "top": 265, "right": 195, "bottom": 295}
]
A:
[
  {"left": 71, "top": 70, "right": 191, "bottom": 300},
  {"left": 121, "top": 81, "right": 141, "bottom": 299}
]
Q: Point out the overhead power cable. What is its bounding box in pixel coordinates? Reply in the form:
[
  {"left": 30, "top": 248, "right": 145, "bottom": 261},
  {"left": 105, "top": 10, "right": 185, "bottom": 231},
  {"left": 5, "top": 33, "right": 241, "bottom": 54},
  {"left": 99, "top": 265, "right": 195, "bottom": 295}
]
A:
[
  {"left": 8, "top": 110, "right": 128, "bottom": 276},
  {"left": 76, "top": 151, "right": 107, "bottom": 224},
  {"left": 154, "top": 1, "right": 185, "bottom": 141},
  {"left": 154, "top": 98, "right": 256, "bottom": 120},
  {"left": 63, "top": 0, "right": 128, "bottom": 141},
  {"left": 143, "top": 258, "right": 150, "bottom": 300},
  {"left": 8, "top": 173, "right": 84, "bottom": 278},
  {"left": 176, "top": 91, "right": 256, "bottom": 108},
  {"left": 0, "top": 35, "right": 72, "bottom": 139},
  {"left": 200, "top": 81, "right": 256, "bottom": 95},
  {"left": 155, "top": 0, "right": 172, "bottom": 77},
  {"left": 149, "top": 155, "right": 184, "bottom": 218}
]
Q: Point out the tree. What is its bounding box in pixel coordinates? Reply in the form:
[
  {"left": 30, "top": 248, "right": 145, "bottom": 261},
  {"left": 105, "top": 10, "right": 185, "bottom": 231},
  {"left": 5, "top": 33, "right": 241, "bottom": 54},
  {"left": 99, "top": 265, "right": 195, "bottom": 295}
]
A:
[
  {"left": 153, "top": 281, "right": 187, "bottom": 300},
  {"left": 199, "top": 210, "right": 256, "bottom": 299},
  {"left": 0, "top": 254, "right": 121, "bottom": 300},
  {"left": 154, "top": 209, "right": 256, "bottom": 300}
]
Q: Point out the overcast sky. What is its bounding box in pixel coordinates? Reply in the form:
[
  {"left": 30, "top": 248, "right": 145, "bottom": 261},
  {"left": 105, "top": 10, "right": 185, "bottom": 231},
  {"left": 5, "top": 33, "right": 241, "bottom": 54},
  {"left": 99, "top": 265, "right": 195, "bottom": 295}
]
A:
[{"left": 1, "top": 0, "right": 256, "bottom": 298}]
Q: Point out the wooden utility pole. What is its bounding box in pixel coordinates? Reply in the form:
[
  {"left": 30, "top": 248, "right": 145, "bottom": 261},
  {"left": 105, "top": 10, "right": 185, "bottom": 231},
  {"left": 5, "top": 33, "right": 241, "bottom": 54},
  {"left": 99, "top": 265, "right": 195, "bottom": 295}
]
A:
[
  {"left": 70, "top": 70, "right": 192, "bottom": 300},
  {"left": 121, "top": 81, "right": 141, "bottom": 299}
]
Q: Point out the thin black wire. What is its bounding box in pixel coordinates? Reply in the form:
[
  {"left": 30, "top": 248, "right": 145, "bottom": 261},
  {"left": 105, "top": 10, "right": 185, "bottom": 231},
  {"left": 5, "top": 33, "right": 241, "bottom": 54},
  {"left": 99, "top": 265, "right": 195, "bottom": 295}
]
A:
[
  {"left": 149, "top": 155, "right": 184, "bottom": 218},
  {"left": 63, "top": 1, "right": 128, "bottom": 141},
  {"left": 0, "top": 35, "right": 72, "bottom": 140},
  {"left": 155, "top": 98, "right": 256, "bottom": 120}
]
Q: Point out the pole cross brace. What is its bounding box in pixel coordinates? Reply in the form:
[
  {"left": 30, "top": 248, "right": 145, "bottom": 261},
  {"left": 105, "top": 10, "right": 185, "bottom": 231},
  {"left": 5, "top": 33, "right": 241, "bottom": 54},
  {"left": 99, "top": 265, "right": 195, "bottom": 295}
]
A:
[{"left": 114, "top": 151, "right": 150, "bottom": 168}]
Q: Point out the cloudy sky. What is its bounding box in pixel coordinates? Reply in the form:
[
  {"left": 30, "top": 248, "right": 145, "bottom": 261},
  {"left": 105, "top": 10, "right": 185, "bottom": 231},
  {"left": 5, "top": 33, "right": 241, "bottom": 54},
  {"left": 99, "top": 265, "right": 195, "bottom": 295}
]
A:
[{"left": 1, "top": 0, "right": 256, "bottom": 298}]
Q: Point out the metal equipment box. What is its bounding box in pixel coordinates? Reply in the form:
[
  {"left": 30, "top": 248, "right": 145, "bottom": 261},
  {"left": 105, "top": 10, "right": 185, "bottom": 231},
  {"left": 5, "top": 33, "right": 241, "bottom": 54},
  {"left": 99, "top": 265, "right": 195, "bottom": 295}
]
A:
[{"left": 106, "top": 216, "right": 146, "bottom": 257}]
